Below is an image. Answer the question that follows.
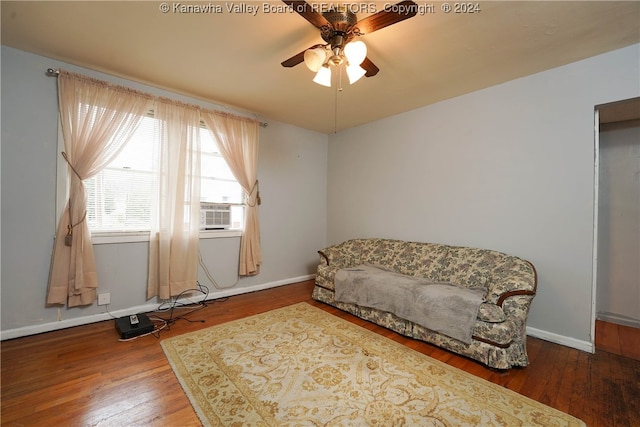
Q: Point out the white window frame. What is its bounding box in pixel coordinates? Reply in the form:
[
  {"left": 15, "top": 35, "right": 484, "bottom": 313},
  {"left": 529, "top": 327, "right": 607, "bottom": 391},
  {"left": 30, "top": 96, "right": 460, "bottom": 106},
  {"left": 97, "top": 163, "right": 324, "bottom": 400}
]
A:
[{"left": 55, "top": 116, "right": 244, "bottom": 245}]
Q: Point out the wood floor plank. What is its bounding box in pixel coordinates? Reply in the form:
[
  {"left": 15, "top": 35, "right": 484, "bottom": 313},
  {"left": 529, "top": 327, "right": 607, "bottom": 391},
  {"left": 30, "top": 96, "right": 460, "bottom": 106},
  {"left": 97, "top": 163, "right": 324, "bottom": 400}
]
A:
[
  {"left": 595, "top": 319, "right": 640, "bottom": 361},
  {"left": 548, "top": 345, "right": 574, "bottom": 414},
  {"left": 2, "top": 280, "right": 639, "bottom": 426},
  {"left": 624, "top": 357, "right": 640, "bottom": 427},
  {"left": 595, "top": 320, "right": 621, "bottom": 355},
  {"left": 617, "top": 323, "right": 640, "bottom": 360},
  {"left": 568, "top": 351, "right": 593, "bottom": 425}
]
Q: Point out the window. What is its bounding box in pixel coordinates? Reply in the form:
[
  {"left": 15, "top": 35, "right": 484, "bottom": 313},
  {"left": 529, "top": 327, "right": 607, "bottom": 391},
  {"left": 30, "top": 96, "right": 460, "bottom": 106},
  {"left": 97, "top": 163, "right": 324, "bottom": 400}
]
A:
[
  {"left": 83, "top": 112, "right": 244, "bottom": 234},
  {"left": 200, "top": 125, "right": 245, "bottom": 229}
]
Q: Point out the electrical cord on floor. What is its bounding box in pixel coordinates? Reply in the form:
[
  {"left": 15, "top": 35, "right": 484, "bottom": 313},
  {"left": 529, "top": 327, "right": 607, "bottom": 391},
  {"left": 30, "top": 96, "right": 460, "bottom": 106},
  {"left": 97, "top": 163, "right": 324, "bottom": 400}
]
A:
[
  {"left": 107, "top": 284, "right": 205, "bottom": 341},
  {"left": 152, "top": 285, "right": 208, "bottom": 328},
  {"left": 112, "top": 276, "right": 231, "bottom": 341},
  {"left": 199, "top": 251, "right": 240, "bottom": 289}
]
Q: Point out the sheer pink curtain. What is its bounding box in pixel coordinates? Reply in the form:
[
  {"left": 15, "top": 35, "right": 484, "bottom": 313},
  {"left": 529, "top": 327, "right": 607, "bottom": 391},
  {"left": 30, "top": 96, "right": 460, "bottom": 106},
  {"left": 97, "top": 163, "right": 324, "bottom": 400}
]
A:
[
  {"left": 47, "top": 71, "right": 152, "bottom": 307},
  {"left": 146, "top": 100, "right": 201, "bottom": 299},
  {"left": 200, "top": 112, "right": 261, "bottom": 276}
]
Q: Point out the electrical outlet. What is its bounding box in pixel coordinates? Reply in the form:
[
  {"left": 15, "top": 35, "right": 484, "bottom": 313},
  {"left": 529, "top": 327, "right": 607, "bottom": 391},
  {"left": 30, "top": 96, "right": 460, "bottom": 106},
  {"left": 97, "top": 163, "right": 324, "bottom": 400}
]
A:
[{"left": 97, "top": 293, "right": 111, "bottom": 306}]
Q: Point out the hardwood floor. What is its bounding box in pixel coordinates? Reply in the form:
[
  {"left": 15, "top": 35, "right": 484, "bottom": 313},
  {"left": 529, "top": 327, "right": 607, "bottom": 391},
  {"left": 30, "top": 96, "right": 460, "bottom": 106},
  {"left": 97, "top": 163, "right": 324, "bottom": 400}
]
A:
[
  {"left": 2, "top": 280, "right": 639, "bottom": 426},
  {"left": 595, "top": 319, "right": 640, "bottom": 361}
]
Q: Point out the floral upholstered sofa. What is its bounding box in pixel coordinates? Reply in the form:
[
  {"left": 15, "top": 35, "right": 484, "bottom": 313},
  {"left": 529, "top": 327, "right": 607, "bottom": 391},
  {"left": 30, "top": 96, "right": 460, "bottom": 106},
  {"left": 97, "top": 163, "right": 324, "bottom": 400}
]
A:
[{"left": 312, "top": 238, "right": 537, "bottom": 369}]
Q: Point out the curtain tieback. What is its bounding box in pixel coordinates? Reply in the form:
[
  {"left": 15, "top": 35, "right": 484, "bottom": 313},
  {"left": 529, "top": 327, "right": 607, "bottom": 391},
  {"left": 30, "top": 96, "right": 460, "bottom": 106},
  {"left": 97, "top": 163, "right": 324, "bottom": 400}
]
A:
[
  {"left": 61, "top": 151, "right": 83, "bottom": 181},
  {"left": 247, "top": 180, "right": 261, "bottom": 207},
  {"left": 64, "top": 209, "right": 87, "bottom": 247},
  {"left": 61, "top": 152, "right": 87, "bottom": 246}
]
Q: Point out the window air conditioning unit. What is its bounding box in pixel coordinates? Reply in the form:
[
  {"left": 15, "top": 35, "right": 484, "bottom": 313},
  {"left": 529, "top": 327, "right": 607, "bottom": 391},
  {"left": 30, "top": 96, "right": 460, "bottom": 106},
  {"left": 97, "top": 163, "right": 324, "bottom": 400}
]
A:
[{"left": 200, "top": 203, "right": 231, "bottom": 230}]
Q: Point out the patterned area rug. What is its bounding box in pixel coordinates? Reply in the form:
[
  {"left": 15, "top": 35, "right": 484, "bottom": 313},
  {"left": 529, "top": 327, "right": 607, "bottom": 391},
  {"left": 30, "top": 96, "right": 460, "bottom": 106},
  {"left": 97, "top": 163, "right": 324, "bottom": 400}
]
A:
[{"left": 161, "top": 303, "right": 585, "bottom": 426}]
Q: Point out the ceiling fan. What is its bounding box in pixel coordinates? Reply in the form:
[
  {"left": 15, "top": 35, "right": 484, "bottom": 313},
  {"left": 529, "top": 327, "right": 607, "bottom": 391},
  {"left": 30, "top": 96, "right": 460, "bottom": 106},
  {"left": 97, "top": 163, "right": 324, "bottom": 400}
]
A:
[{"left": 281, "top": 1, "right": 418, "bottom": 87}]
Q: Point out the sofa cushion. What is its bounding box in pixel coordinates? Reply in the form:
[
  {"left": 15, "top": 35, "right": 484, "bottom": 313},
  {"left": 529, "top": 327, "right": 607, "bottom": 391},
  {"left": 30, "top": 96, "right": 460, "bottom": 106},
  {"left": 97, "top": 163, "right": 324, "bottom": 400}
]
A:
[
  {"left": 360, "top": 239, "right": 405, "bottom": 267},
  {"left": 438, "top": 246, "right": 502, "bottom": 289},
  {"left": 389, "top": 241, "right": 450, "bottom": 280}
]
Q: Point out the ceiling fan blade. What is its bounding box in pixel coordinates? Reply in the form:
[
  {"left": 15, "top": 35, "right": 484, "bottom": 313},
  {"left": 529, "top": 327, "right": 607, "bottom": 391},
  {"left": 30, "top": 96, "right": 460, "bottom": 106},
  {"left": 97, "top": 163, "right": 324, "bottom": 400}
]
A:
[
  {"left": 356, "top": 1, "right": 418, "bottom": 34},
  {"left": 281, "top": 50, "right": 306, "bottom": 68},
  {"left": 281, "top": 44, "right": 324, "bottom": 68},
  {"left": 361, "top": 57, "right": 380, "bottom": 77},
  {"left": 282, "top": 1, "right": 330, "bottom": 29}
]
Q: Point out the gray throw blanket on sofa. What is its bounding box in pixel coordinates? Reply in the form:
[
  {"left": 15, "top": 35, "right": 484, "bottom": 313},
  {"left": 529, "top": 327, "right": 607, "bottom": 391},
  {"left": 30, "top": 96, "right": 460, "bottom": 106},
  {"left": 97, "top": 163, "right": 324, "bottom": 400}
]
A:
[{"left": 334, "top": 264, "right": 486, "bottom": 345}]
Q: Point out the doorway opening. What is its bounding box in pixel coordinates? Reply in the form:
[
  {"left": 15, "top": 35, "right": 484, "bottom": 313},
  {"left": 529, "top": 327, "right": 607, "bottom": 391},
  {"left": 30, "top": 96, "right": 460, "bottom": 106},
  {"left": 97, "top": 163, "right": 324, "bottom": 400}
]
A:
[{"left": 593, "top": 97, "right": 640, "bottom": 361}]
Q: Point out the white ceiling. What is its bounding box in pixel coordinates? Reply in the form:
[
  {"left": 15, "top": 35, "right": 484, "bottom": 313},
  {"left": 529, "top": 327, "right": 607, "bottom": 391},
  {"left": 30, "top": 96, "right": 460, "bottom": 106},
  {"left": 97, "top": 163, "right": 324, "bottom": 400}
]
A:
[{"left": 2, "top": 1, "right": 639, "bottom": 133}]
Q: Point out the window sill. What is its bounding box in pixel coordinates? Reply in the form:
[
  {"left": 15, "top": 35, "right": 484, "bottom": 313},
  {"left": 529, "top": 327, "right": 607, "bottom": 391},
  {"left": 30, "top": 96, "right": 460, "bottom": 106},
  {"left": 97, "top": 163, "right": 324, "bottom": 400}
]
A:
[
  {"left": 91, "top": 230, "right": 243, "bottom": 245},
  {"left": 200, "top": 229, "right": 243, "bottom": 239}
]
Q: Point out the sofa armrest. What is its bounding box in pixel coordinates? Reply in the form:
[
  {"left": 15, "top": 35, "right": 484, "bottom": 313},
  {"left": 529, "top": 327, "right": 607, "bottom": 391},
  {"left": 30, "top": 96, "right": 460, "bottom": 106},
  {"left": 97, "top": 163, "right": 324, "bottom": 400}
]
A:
[
  {"left": 487, "top": 259, "right": 537, "bottom": 306},
  {"left": 499, "top": 293, "right": 536, "bottom": 328},
  {"left": 318, "top": 250, "right": 330, "bottom": 266},
  {"left": 317, "top": 249, "right": 358, "bottom": 269},
  {"left": 317, "top": 240, "right": 366, "bottom": 269},
  {"left": 315, "top": 246, "right": 357, "bottom": 292},
  {"left": 497, "top": 289, "right": 536, "bottom": 307}
]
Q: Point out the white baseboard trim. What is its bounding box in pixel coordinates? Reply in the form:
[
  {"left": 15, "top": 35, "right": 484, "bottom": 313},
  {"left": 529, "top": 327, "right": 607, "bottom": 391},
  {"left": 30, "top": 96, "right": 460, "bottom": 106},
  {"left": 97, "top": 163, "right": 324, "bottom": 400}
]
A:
[
  {"left": 526, "top": 326, "right": 594, "bottom": 354},
  {"left": 0, "top": 275, "right": 315, "bottom": 341},
  {"left": 596, "top": 312, "right": 640, "bottom": 328}
]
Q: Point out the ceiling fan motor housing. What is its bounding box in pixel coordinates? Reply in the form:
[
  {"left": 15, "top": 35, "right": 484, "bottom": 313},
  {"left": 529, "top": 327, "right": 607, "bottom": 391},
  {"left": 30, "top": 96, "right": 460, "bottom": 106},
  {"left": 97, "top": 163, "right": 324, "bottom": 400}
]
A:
[{"left": 321, "top": 7, "right": 358, "bottom": 47}]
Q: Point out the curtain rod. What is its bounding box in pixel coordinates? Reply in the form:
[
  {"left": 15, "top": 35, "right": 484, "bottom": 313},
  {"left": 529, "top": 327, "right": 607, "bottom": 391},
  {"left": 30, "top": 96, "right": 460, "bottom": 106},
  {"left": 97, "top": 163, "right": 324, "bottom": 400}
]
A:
[{"left": 46, "top": 68, "right": 268, "bottom": 128}]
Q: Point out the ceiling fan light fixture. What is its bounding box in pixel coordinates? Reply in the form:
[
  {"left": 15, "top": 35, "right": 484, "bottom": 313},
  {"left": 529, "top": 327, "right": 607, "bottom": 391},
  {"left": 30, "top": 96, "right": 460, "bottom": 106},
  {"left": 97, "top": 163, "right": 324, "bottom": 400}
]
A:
[
  {"left": 346, "top": 64, "right": 366, "bottom": 84},
  {"left": 303, "top": 47, "right": 327, "bottom": 72},
  {"left": 343, "top": 40, "right": 367, "bottom": 66},
  {"left": 313, "top": 65, "right": 332, "bottom": 87}
]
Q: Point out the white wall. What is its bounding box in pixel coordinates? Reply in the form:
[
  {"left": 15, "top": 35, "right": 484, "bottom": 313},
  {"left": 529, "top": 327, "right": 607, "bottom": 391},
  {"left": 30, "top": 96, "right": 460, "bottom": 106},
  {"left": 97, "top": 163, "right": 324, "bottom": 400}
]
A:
[
  {"left": 327, "top": 44, "right": 640, "bottom": 350},
  {"left": 597, "top": 121, "right": 640, "bottom": 327},
  {"left": 1, "top": 46, "right": 328, "bottom": 338}
]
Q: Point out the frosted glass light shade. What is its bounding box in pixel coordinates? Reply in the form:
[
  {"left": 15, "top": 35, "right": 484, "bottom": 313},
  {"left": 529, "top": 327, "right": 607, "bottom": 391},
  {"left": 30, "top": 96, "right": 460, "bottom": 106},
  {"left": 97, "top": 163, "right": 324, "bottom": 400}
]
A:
[
  {"left": 313, "top": 66, "right": 332, "bottom": 87},
  {"left": 304, "top": 47, "right": 327, "bottom": 72},
  {"left": 344, "top": 41, "right": 367, "bottom": 65},
  {"left": 346, "top": 64, "right": 366, "bottom": 84}
]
